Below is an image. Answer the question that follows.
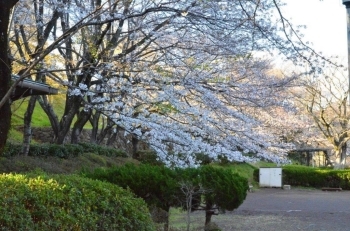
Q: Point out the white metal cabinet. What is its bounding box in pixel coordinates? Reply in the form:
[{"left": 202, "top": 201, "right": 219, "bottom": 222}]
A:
[{"left": 259, "top": 167, "right": 282, "bottom": 187}]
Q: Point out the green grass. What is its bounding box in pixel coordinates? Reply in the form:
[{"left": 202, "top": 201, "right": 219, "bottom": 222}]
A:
[
  {"left": 227, "top": 162, "right": 257, "bottom": 183},
  {"left": 11, "top": 95, "right": 66, "bottom": 127},
  {"left": 11, "top": 95, "right": 100, "bottom": 129},
  {"left": 0, "top": 153, "right": 138, "bottom": 174},
  {"left": 250, "top": 161, "right": 278, "bottom": 168},
  {"left": 10, "top": 93, "right": 99, "bottom": 129},
  {"left": 216, "top": 161, "right": 277, "bottom": 188},
  {"left": 167, "top": 208, "right": 203, "bottom": 230},
  {"left": 8, "top": 128, "right": 25, "bottom": 143}
]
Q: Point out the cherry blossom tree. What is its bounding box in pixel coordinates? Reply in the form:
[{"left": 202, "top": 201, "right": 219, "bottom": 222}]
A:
[{"left": 2, "top": 0, "right": 331, "bottom": 164}]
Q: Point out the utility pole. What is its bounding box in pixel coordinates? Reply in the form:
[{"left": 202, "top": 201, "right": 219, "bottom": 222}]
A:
[{"left": 343, "top": 0, "right": 350, "bottom": 104}]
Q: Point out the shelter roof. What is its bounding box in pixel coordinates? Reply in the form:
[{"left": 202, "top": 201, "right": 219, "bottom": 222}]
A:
[{"left": 11, "top": 75, "right": 58, "bottom": 101}]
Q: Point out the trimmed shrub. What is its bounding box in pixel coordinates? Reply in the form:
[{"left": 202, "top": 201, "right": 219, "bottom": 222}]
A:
[
  {"left": 199, "top": 166, "right": 248, "bottom": 212},
  {"left": 28, "top": 143, "right": 50, "bottom": 157},
  {"left": 282, "top": 165, "right": 326, "bottom": 188},
  {"left": 64, "top": 143, "right": 85, "bottom": 157},
  {"left": 83, "top": 164, "right": 249, "bottom": 228},
  {"left": 0, "top": 172, "right": 155, "bottom": 230},
  {"left": 1, "top": 142, "right": 22, "bottom": 157},
  {"left": 78, "top": 142, "right": 127, "bottom": 157},
  {"left": 2, "top": 142, "right": 126, "bottom": 158},
  {"left": 82, "top": 163, "right": 179, "bottom": 211}
]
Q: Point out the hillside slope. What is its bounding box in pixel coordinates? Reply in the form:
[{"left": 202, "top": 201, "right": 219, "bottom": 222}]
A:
[{"left": 0, "top": 153, "right": 138, "bottom": 174}]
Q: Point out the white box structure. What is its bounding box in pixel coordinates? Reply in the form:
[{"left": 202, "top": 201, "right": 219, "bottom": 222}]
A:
[{"left": 259, "top": 167, "right": 282, "bottom": 188}]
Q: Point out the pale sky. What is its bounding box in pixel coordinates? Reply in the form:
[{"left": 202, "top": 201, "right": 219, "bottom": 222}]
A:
[{"left": 281, "top": 0, "right": 347, "bottom": 59}]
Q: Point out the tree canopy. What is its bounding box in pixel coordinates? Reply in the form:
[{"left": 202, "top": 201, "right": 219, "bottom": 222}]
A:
[{"left": 0, "top": 0, "right": 334, "bottom": 165}]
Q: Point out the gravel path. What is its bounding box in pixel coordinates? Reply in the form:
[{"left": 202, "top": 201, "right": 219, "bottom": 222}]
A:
[{"left": 211, "top": 188, "right": 350, "bottom": 231}]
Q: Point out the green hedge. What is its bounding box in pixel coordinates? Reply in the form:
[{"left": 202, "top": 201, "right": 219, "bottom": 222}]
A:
[
  {"left": 77, "top": 142, "right": 127, "bottom": 157},
  {"left": 254, "top": 165, "right": 350, "bottom": 189},
  {"left": 2, "top": 142, "right": 127, "bottom": 158},
  {"left": 0, "top": 172, "right": 155, "bottom": 230},
  {"left": 282, "top": 165, "right": 350, "bottom": 189}
]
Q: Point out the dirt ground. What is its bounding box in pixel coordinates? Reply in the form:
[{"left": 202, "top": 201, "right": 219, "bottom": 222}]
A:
[{"left": 209, "top": 187, "right": 350, "bottom": 231}]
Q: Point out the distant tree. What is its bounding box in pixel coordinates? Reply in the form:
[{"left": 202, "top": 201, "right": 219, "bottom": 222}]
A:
[{"left": 295, "top": 67, "right": 350, "bottom": 165}]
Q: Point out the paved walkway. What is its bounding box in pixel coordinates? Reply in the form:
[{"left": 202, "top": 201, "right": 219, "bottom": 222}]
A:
[{"left": 213, "top": 188, "right": 350, "bottom": 231}]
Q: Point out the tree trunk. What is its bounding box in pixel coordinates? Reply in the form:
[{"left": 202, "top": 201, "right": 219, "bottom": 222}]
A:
[
  {"left": 163, "top": 206, "right": 170, "bottom": 231},
  {"left": 131, "top": 134, "right": 139, "bottom": 159},
  {"left": 37, "top": 95, "right": 60, "bottom": 141},
  {"left": 106, "top": 128, "right": 117, "bottom": 146},
  {"left": 96, "top": 118, "right": 114, "bottom": 145},
  {"left": 90, "top": 110, "right": 101, "bottom": 144},
  {"left": 333, "top": 143, "right": 347, "bottom": 169},
  {"left": 0, "top": 100, "right": 11, "bottom": 154},
  {"left": 71, "top": 108, "right": 91, "bottom": 144},
  {"left": 0, "top": 0, "right": 18, "bottom": 153},
  {"left": 205, "top": 202, "right": 214, "bottom": 225},
  {"left": 340, "top": 143, "right": 347, "bottom": 166},
  {"left": 22, "top": 70, "right": 44, "bottom": 155},
  {"left": 54, "top": 95, "right": 82, "bottom": 144},
  {"left": 22, "top": 96, "right": 37, "bottom": 155}
]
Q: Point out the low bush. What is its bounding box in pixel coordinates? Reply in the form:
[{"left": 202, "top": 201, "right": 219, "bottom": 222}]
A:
[
  {"left": 2, "top": 142, "right": 127, "bottom": 158},
  {"left": 0, "top": 172, "right": 155, "bottom": 230},
  {"left": 1, "top": 142, "right": 22, "bottom": 157},
  {"left": 29, "top": 143, "right": 83, "bottom": 158},
  {"left": 78, "top": 142, "right": 127, "bottom": 157}
]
